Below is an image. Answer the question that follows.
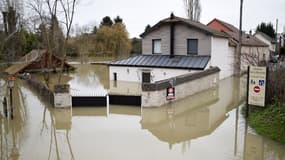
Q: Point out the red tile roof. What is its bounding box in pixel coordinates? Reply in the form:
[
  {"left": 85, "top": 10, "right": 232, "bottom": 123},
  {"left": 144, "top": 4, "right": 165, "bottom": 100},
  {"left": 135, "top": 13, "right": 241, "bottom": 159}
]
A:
[{"left": 207, "top": 18, "right": 268, "bottom": 47}]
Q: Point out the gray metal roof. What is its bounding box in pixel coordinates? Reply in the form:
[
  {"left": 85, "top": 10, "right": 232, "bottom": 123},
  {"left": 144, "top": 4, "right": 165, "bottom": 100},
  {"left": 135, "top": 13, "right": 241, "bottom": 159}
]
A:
[{"left": 109, "top": 55, "right": 210, "bottom": 70}]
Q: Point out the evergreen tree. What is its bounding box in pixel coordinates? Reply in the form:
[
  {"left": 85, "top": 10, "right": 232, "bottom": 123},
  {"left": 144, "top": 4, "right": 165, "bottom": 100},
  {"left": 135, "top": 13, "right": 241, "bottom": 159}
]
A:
[
  {"left": 100, "top": 16, "right": 113, "bottom": 28},
  {"left": 131, "top": 38, "right": 142, "bottom": 55},
  {"left": 92, "top": 26, "right": 98, "bottom": 34},
  {"left": 114, "top": 16, "right": 123, "bottom": 24},
  {"left": 256, "top": 22, "right": 276, "bottom": 39}
]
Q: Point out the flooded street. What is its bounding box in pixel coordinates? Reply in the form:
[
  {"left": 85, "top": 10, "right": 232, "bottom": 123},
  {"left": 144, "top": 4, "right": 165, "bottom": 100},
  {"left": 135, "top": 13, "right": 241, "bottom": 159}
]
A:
[{"left": 0, "top": 64, "right": 285, "bottom": 160}]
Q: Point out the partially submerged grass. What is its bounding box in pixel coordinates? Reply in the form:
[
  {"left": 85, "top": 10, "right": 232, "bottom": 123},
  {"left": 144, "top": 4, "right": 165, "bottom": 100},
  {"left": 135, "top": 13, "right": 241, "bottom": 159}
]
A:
[{"left": 248, "top": 101, "right": 285, "bottom": 144}]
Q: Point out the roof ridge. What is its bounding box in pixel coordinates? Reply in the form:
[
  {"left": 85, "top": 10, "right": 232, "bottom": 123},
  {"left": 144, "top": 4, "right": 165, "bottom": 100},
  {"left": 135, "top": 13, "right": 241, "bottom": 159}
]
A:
[
  {"left": 254, "top": 31, "right": 275, "bottom": 41},
  {"left": 140, "top": 15, "right": 229, "bottom": 38}
]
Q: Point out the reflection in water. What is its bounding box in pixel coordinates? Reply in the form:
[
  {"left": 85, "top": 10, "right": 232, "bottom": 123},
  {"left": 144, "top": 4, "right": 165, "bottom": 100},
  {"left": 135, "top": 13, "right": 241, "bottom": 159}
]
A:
[
  {"left": 244, "top": 124, "right": 285, "bottom": 160},
  {"left": 0, "top": 79, "right": 75, "bottom": 159},
  {"left": 36, "top": 64, "right": 109, "bottom": 96},
  {"left": 68, "top": 64, "right": 108, "bottom": 96},
  {"left": 0, "top": 67, "right": 285, "bottom": 159},
  {"left": 141, "top": 77, "right": 239, "bottom": 148},
  {"left": 141, "top": 87, "right": 219, "bottom": 145}
]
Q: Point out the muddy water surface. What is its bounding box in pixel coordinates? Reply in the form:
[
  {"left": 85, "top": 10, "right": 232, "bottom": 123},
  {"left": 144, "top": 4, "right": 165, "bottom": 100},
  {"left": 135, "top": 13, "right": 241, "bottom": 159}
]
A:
[{"left": 0, "top": 64, "right": 284, "bottom": 160}]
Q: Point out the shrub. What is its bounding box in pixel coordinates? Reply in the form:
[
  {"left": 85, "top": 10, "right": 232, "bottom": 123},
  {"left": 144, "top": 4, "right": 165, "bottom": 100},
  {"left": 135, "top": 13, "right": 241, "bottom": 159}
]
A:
[{"left": 267, "top": 66, "right": 285, "bottom": 103}]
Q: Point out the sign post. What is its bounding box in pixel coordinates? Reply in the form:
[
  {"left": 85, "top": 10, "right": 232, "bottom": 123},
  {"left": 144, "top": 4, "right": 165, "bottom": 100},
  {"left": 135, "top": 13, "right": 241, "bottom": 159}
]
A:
[
  {"left": 7, "top": 75, "right": 16, "bottom": 119},
  {"left": 166, "top": 78, "right": 176, "bottom": 101},
  {"left": 246, "top": 66, "right": 268, "bottom": 117}
]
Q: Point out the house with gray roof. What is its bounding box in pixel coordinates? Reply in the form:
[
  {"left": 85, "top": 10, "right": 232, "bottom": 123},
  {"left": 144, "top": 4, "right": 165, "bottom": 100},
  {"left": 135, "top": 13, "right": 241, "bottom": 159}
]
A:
[{"left": 109, "top": 13, "right": 235, "bottom": 86}]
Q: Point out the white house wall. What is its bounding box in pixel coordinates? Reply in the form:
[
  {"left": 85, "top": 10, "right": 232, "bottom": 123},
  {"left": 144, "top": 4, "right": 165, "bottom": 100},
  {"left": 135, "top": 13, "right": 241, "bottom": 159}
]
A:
[
  {"left": 255, "top": 33, "right": 275, "bottom": 52},
  {"left": 109, "top": 66, "right": 196, "bottom": 83},
  {"left": 109, "top": 81, "right": 142, "bottom": 96},
  {"left": 210, "top": 37, "right": 234, "bottom": 79},
  {"left": 142, "top": 71, "right": 219, "bottom": 107}
]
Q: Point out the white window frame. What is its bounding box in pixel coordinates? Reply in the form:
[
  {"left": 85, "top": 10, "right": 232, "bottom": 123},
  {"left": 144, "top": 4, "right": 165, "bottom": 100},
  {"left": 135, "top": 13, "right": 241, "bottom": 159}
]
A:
[{"left": 152, "top": 39, "right": 162, "bottom": 54}]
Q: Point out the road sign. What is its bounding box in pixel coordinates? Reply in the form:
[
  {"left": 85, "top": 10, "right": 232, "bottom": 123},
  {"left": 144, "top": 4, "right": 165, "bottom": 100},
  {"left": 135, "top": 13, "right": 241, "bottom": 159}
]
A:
[
  {"left": 7, "top": 75, "right": 16, "bottom": 81},
  {"left": 253, "top": 86, "right": 260, "bottom": 93},
  {"left": 248, "top": 66, "right": 267, "bottom": 107},
  {"left": 7, "top": 75, "right": 16, "bottom": 88},
  {"left": 166, "top": 87, "right": 175, "bottom": 100}
]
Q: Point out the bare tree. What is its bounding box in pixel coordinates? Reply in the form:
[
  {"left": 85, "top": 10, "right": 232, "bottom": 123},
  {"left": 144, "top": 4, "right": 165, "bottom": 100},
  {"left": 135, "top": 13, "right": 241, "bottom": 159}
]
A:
[
  {"left": 240, "top": 47, "right": 268, "bottom": 73},
  {"left": 183, "top": 0, "right": 201, "bottom": 21},
  {"left": 28, "top": 0, "right": 77, "bottom": 84},
  {"left": 0, "top": 0, "right": 24, "bottom": 63}
]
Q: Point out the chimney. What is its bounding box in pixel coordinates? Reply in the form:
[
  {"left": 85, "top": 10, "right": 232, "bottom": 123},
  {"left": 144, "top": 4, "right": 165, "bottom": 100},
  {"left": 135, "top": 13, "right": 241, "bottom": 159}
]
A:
[
  {"left": 170, "top": 13, "right": 175, "bottom": 58},
  {"left": 170, "top": 12, "right": 174, "bottom": 19}
]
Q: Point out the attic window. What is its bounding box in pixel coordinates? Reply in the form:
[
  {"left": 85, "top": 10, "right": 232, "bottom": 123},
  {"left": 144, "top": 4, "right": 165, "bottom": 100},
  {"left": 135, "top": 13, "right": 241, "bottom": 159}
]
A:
[{"left": 152, "top": 39, "right": 162, "bottom": 54}]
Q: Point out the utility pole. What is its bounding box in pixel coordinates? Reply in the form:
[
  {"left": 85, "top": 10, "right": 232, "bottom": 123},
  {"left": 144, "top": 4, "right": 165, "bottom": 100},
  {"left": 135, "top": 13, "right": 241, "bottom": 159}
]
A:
[
  {"left": 275, "top": 19, "right": 279, "bottom": 54},
  {"left": 276, "top": 19, "right": 278, "bottom": 39},
  {"left": 237, "top": 0, "right": 243, "bottom": 75}
]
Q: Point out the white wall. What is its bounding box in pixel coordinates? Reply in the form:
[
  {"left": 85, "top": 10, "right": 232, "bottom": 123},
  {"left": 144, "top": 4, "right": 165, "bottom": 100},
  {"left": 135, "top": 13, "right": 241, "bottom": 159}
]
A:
[
  {"left": 109, "top": 66, "right": 196, "bottom": 83},
  {"left": 255, "top": 33, "right": 275, "bottom": 52},
  {"left": 210, "top": 37, "right": 234, "bottom": 79},
  {"left": 142, "top": 71, "right": 219, "bottom": 107},
  {"left": 109, "top": 81, "right": 142, "bottom": 96},
  {"left": 54, "top": 93, "right": 72, "bottom": 108}
]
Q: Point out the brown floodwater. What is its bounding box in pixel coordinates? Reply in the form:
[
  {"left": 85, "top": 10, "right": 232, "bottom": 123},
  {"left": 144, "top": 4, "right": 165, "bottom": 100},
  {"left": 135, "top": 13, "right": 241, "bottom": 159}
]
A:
[{"left": 0, "top": 64, "right": 284, "bottom": 160}]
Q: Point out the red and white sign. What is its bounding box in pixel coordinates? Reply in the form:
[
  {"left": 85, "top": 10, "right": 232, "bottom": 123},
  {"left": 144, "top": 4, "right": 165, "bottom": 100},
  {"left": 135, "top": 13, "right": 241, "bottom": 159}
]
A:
[
  {"left": 253, "top": 86, "right": 260, "bottom": 93},
  {"left": 7, "top": 75, "right": 16, "bottom": 81},
  {"left": 166, "top": 87, "right": 175, "bottom": 100}
]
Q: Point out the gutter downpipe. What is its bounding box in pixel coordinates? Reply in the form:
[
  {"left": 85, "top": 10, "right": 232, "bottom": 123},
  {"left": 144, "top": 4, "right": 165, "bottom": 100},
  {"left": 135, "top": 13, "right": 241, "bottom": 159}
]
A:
[{"left": 170, "top": 13, "right": 175, "bottom": 58}]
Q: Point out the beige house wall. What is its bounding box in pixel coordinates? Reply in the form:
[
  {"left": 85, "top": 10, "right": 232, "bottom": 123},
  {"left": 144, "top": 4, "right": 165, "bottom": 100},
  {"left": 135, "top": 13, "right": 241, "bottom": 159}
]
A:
[{"left": 142, "top": 24, "right": 212, "bottom": 55}]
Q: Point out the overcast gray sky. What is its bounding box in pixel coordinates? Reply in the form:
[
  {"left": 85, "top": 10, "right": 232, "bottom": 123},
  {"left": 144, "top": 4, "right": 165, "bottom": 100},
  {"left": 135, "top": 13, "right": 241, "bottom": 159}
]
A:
[{"left": 73, "top": 0, "right": 285, "bottom": 38}]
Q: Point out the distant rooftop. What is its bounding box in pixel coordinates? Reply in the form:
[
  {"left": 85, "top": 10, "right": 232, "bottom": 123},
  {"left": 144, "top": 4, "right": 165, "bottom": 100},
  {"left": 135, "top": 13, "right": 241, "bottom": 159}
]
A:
[
  {"left": 254, "top": 31, "right": 276, "bottom": 43},
  {"left": 207, "top": 18, "right": 268, "bottom": 47},
  {"left": 109, "top": 55, "right": 210, "bottom": 70}
]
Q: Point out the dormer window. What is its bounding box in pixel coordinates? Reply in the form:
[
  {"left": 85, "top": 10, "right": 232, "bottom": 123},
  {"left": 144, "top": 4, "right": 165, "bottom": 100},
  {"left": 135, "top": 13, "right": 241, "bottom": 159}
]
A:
[
  {"left": 187, "top": 39, "right": 198, "bottom": 55},
  {"left": 152, "top": 39, "right": 162, "bottom": 54}
]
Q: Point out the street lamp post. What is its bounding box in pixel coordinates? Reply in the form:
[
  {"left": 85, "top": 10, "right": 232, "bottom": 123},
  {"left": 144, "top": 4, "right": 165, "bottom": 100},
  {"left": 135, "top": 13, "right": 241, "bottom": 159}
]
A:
[{"left": 7, "top": 75, "right": 15, "bottom": 120}]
